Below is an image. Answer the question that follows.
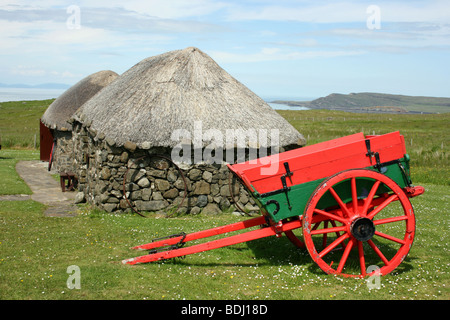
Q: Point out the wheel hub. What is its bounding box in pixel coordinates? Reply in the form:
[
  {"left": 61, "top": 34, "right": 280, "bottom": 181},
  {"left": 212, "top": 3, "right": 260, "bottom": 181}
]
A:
[{"left": 350, "top": 217, "right": 375, "bottom": 242}]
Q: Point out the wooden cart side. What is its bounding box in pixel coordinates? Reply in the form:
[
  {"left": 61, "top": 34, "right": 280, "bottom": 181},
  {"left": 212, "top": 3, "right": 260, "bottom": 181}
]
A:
[
  {"left": 228, "top": 131, "right": 406, "bottom": 195},
  {"left": 256, "top": 159, "right": 411, "bottom": 223}
]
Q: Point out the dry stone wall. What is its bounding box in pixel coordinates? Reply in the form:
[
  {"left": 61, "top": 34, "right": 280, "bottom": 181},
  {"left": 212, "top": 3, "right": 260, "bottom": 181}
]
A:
[
  {"left": 71, "top": 122, "right": 261, "bottom": 215},
  {"left": 52, "top": 131, "right": 74, "bottom": 174}
]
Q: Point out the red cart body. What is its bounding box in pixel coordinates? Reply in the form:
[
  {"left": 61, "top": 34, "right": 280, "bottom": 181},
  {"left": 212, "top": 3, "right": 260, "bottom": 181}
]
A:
[{"left": 123, "top": 132, "right": 424, "bottom": 278}]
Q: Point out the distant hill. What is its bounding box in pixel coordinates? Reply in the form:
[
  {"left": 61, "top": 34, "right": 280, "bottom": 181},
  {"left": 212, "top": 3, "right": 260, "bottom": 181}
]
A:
[{"left": 273, "top": 92, "right": 450, "bottom": 114}]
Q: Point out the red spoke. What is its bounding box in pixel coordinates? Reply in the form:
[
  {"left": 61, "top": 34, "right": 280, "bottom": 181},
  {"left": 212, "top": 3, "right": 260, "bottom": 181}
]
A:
[
  {"left": 368, "top": 239, "right": 390, "bottom": 265},
  {"left": 351, "top": 177, "right": 358, "bottom": 214},
  {"left": 322, "top": 221, "right": 328, "bottom": 248},
  {"left": 337, "top": 238, "right": 354, "bottom": 273},
  {"left": 311, "top": 225, "right": 346, "bottom": 235},
  {"left": 313, "top": 208, "right": 347, "bottom": 224},
  {"left": 312, "top": 222, "right": 321, "bottom": 231},
  {"left": 330, "top": 220, "right": 346, "bottom": 250},
  {"left": 329, "top": 187, "right": 352, "bottom": 218},
  {"left": 362, "top": 180, "right": 381, "bottom": 216},
  {"left": 318, "top": 233, "right": 349, "bottom": 258},
  {"left": 374, "top": 215, "right": 408, "bottom": 225},
  {"left": 374, "top": 231, "right": 406, "bottom": 245},
  {"left": 357, "top": 241, "right": 366, "bottom": 277},
  {"left": 367, "top": 194, "right": 398, "bottom": 220}
]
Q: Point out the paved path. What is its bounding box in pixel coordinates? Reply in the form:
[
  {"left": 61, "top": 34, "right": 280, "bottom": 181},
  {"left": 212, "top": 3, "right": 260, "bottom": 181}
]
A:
[
  {"left": 12, "top": 160, "right": 79, "bottom": 217},
  {"left": 0, "top": 194, "right": 31, "bottom": 201}
]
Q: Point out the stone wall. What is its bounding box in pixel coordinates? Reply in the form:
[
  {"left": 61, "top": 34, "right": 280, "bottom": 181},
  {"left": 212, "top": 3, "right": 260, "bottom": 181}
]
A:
[
  {"left": 53, "top": 130, "right": 74, "bottom": 173},
  {"left": 71, "top": 122, "right": 261, "bottom": 215}
]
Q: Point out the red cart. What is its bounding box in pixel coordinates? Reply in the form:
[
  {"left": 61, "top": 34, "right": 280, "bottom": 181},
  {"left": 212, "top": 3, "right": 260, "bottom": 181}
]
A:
[{"left": 123, "top": 132, "right": 424, "bottom": 278}]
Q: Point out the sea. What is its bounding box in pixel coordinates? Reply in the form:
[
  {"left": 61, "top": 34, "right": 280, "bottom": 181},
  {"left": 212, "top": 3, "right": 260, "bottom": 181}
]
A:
[
  {"left": 267, "top": 102, "right": 310, "bottom": 110},
  {"left": 0, "top": 88, "right": 66, "bottom": 102},
  {"left": 0, "top": 88, "right": 314, "bottom": 110},
  {"left": 265, "top": 96, "right": 315, "bottom": 110}
]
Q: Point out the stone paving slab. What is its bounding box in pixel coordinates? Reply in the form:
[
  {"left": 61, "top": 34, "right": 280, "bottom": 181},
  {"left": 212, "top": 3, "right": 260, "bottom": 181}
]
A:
[
  {"left": 14, "top": 160, "right": 79, "bottom": 217},
  {"left": 0, "top": 194, "right": 31, "bottom": 201}
]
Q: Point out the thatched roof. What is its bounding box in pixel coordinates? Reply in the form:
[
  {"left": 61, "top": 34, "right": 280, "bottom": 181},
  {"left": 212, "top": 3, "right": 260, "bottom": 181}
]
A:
[
  {"left": 73, "top": 47, "right": 306, "bottom": 148},
  {"left": 41, "top": 70, "right": 118, "bottom": 131}
]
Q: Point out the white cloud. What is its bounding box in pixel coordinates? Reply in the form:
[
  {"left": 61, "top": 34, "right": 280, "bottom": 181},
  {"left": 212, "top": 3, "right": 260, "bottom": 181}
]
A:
[
  {"left": 227, "top": 2, "right": 366, "bottom": 23},
  {"left": 226, "top": 0, "right": 450, "bottom": 23},
  {"left": 0, "top": 19, "right": 114, "bottom": 52},
  {"left": 117, "top": 0, "right": 229, "bottom": 20},
  {"left": 50, "top": 70, "right": 81, "bottom": 78},
  {"left": 1, "top": 0, "right": 229, "bottom": 20},
  {"left": 261, "top": 47, "right": 281, "bottom": 55},
  {"left": 210, "top": 47, "right": 364, "bottom": 64},
  {"left": 0, "top": 0, "right": 448, "bottom": 97},
  {"left": 316, "top": 22, "right": 450, "bottom": 49},
  {"left": 11, "top": 65, "right": 46, "bottom": 76},
  {"left": 9, "top": 65, "right": 82, "bottom": 80},
  {"left": 0, "top": 5, "right": 202, "bottom": 55}
]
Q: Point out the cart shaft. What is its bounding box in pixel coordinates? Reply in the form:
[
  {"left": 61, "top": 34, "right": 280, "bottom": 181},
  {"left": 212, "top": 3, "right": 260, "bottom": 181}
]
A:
[
  {"left": 132, "top": 215, "right": 267, "bottom": 251},
  {"left": 122, "top": 217, "right": 302, "bottom": 265}
]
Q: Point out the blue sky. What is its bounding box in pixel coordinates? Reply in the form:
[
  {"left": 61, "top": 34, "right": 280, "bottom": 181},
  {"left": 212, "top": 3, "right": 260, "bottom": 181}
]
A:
[{"left": 0, "top": 0, "right": 449, "bottom": 99}]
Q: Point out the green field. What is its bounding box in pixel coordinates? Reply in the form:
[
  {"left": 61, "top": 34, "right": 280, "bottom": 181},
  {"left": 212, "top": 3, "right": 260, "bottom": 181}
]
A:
[
  {"left": 0, "top": 100, "right": 448, "bottom": 300},
  {"left": 0, "top": 99, "right": 54, "bottom": 149}
]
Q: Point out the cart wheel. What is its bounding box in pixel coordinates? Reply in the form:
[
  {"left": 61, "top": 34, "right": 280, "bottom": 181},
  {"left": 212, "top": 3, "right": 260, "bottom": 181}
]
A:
[
  {"left": 284, "top": 228, "right": 305, "bottom": 248},
  {"left": 302, "top": 169, "right": 415, "bottom": 278}
]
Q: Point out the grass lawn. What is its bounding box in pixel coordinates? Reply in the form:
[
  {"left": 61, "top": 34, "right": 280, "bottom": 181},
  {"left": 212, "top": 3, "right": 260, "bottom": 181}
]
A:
[
  {"left": 0, "top": 103, "right": 448, "bottom": 300},
  {"left": 0, "top": 149, "right": 39, "bottom": 195},
  {"left": 0, "top": 185, "right": 447, "bottom": 300}
]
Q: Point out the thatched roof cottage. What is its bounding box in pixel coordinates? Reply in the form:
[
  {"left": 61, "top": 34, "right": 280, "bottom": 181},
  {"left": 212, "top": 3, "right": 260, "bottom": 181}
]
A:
[
  {"left": 40, "top": 70, "right": 118, "bottom": 172},
  {"left": 71, "top": 47, "right": 305, "bottom": 214}
]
